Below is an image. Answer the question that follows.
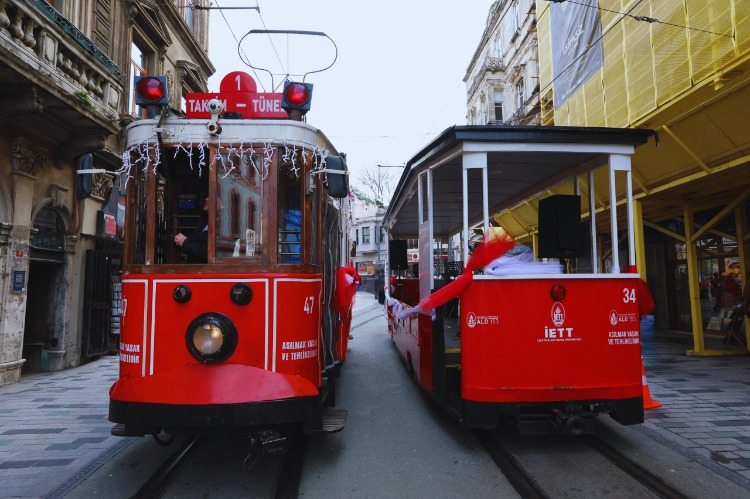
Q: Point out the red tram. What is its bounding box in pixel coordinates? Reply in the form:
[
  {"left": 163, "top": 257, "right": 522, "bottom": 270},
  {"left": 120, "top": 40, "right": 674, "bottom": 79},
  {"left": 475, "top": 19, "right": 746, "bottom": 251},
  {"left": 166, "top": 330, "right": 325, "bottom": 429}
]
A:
[
  {"left": 108, "top": 72, "right": 354, "bottom": 439},
  {"left": 383, "top": 126, "right": 655, "bottom": 435}
]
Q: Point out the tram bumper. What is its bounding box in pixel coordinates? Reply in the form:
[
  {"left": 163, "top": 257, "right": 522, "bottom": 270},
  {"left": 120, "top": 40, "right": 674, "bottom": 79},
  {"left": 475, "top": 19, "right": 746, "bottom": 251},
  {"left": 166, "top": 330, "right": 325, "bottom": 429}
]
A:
[
  {"left": 463, "top": 396, "right": 644, "bottom": 435},
  {"left": 109, "top": 364, "right": 319, "bottom": 435}
]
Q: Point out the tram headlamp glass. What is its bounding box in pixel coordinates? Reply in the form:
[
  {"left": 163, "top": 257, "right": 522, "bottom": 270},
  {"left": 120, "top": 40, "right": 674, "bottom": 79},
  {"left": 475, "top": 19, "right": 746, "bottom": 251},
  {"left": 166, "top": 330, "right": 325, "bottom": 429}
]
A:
[
  {"left": 192, "top": 323, "right": 224, "bottom": 354},
  {"left": 185, "top": 313, "right": 238, "bottom": 363}
]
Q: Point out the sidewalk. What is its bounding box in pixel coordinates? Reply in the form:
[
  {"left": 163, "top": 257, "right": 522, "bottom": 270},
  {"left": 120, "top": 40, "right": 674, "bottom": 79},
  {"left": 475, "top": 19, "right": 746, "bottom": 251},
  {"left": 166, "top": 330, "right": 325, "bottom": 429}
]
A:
[
  {"left": 0, "top": 298, "right": 748, "bottom": 497},
  {"left": 0, "top": 355, "right": 129, "bottom": 498},
  {"left": 639, "top": 318, "right": 750, "bottom": 489}
]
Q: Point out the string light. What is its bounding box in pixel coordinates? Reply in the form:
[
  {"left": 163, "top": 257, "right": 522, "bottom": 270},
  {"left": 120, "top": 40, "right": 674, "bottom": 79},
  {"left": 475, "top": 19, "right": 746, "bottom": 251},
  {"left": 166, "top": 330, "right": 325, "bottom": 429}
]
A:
[{"left": 121, "top": 130, "right": 331, "bottom": 191}]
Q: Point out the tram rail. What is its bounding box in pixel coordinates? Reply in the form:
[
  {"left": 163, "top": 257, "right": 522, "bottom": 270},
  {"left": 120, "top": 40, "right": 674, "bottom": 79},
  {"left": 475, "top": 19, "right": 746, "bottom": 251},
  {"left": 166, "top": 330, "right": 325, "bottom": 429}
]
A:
[
  {"left": 131, "top": 436, "right": 202, "bottom": 498},
  {"left": 475, "top": 430, "right": 548, "bottom": 499},
  {"left": 477, "top": 430, "right": 691, "bottom": 498},
  {"left": 351, "top": 303, "right": 385, "bottom": 332},
  {"left": 581, "top": 435, "right": 689, "bottom": 499}
]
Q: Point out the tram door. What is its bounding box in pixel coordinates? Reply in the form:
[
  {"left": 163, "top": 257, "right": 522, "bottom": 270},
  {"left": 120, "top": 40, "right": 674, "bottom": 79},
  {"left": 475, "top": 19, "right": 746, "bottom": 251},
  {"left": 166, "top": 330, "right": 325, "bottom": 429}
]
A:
[{"left": 415, "top": 170, "right": 461, "bottom": 417}]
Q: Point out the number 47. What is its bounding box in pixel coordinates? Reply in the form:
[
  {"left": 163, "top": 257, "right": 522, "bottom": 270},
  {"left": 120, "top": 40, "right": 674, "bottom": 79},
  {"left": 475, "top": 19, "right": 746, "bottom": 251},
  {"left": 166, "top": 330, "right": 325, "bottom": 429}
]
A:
[
  {"left": 623, "top": 288, "right": 636, "bottom": 303},
  {"left": 303, "top": 296, "right": 315, "bottom": 314}
]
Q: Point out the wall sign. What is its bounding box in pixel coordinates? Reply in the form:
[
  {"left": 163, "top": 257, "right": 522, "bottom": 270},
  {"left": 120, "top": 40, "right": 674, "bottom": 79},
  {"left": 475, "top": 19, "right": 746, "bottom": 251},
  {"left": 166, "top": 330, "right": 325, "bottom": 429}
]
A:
[{"left": 12, "top": 270, "right": 26, "bottom": 292}]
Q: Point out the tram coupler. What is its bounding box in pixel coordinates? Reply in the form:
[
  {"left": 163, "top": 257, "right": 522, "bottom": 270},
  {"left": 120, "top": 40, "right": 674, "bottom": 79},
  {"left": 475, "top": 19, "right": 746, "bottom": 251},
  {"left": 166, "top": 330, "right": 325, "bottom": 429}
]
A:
[
  {"left": 243, "top": 430, "right": 287, "bottom": 470},
  {"left": 249, "top": 430, "right": 286, "bottom": 454},
  {"left": 551, "top": 409, "right": 590, "bottom": 436}
]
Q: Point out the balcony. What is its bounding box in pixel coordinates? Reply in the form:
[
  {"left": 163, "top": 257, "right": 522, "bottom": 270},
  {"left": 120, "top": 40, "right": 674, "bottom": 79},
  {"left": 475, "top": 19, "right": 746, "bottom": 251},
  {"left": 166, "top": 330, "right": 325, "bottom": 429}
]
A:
[
  {"left": 467, "top": 57, "right": 506, "bottom": 100},
  {"left": 483, "top": 57, "right": 505, "bottom": 73},
  {"left": 0, "top": 0, "right": 126, "bottom": 166}
]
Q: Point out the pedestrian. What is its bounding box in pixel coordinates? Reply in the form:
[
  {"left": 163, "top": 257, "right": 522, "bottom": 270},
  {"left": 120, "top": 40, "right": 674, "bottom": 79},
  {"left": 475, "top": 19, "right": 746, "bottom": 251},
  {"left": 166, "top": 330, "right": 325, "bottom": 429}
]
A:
[
  {"left": 175, "top": 197, "right": 208, "bottom": 263},
  {"left": 724, "top": 272, "right": 738, "bottom": 308},
  {"left": 711, "top": 272, "right": 722, "bottom": 312},
  {"left": 699, "top": 278, "right": 709, "bottom": 302}
]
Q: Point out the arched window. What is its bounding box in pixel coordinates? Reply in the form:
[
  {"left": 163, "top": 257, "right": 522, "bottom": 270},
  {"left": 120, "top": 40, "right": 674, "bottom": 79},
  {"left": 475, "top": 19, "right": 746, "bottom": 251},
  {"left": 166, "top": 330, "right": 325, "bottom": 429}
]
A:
[{"left": 32, "top": 205, "right": 65, "bottom": 251}]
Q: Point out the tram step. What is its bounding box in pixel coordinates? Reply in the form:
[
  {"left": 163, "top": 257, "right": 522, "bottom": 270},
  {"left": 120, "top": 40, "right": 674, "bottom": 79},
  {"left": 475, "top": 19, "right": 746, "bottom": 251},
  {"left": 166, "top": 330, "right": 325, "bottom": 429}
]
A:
[{"left": 307, "top": 407, "right": 348, "bottom": 434}]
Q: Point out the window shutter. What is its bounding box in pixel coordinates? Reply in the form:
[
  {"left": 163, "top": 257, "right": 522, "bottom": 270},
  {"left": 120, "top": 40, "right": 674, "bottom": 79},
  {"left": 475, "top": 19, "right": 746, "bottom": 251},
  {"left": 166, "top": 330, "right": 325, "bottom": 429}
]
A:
[{"left": 93, "top": 0, "right": 112, "bottom": 54}]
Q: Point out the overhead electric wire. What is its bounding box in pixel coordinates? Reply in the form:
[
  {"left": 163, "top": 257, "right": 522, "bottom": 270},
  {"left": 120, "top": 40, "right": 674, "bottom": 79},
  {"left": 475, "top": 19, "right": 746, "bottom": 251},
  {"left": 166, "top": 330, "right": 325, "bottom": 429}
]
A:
[
  {"left": 424, "top": 81, "right": 464, "bottom": 143},
  {"left": 562, "top": 0, "right": 733, "bottom": 38},
  {"left": 194, "top": 5, "right": 259, "bottom": 10},
  {"left": 211, "top": 0, "right": 267, "bottom": 91},
  {"left": 330, "top": 132, "right": 438, "bottom": 140},
  {"left": 540, "top": 0, "right": 733, "bottom": 98},
  {"left": 256, "top": 1, "right": 288, "bottom": 90},
  {"left": 476, "top": 0, "right": 733, "bottom": 105},
  {"left": 539, "top": 0, "right": 646, "bottom": 98}
]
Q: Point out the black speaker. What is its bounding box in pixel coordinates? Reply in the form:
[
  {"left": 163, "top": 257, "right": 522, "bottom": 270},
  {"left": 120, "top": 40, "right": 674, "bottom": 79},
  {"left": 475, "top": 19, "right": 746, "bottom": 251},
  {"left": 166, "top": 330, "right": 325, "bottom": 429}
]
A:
[
  {"left": 538, "top": 195, "right": 581, "bottom": 259},
  {"left": 325, "top": 155, "right": 349, "bottom": 198},
  {"left": 389, "top": 240, "right": 408, "bottom": 271}
]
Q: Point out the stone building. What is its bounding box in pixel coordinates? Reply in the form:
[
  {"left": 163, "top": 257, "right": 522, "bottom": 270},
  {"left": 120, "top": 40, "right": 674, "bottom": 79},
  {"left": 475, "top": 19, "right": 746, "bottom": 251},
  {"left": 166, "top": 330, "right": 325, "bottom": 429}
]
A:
[
  {"left": 350, "top": 189, "right": 387, "bottom": 278},
  {"left": 0, "top": 0, "right": 214, "bottom": 385},
  {"left": 464, "top": 0, "right": 540, "bottom": 126}
]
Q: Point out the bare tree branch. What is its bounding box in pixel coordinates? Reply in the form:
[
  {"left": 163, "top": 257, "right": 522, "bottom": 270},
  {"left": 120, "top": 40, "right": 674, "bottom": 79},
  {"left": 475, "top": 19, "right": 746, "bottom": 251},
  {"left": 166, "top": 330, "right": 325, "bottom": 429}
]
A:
[{"left": 354, "top": 165, "right": 398, "bottom": 205}]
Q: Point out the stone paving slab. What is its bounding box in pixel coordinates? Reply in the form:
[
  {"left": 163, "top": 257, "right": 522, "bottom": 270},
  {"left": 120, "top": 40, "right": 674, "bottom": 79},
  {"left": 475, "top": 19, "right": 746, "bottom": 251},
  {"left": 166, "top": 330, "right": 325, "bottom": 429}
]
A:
[
  {"left": 0, "top": 355, "right": 133, "bottom": 498},
  {"left": 0, "top": 298, "right": 748, "bottom": 497}
]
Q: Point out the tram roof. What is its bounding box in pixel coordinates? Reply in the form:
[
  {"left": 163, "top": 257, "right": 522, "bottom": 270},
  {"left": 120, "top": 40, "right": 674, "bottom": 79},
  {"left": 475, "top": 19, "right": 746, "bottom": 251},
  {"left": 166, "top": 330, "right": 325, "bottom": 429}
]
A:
[
  {"left": 384, "top": 125, "right": 655, "bottom": 239},
  {"left": 124, "top": 117, "right": 339, "bottom": 153}
]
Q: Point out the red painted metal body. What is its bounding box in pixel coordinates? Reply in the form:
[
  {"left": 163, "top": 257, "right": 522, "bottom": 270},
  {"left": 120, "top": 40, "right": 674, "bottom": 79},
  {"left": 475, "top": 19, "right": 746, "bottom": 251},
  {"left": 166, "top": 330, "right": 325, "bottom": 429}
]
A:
[
  {"left": 459, "top": 276, "right": 642, "bottom": 403},
  {"left": 111, "top": 273, "right": 324, "bottom": 406},
  {"left": 386, "top": 274, "right": 644, "bottom": 432}
]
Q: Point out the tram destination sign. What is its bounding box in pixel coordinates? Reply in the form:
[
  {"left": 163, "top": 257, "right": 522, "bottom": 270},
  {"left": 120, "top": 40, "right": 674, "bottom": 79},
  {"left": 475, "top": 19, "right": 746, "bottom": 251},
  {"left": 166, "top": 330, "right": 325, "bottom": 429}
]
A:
[{"left": 185, "top": 71, "right": 287, "bottom": 119}]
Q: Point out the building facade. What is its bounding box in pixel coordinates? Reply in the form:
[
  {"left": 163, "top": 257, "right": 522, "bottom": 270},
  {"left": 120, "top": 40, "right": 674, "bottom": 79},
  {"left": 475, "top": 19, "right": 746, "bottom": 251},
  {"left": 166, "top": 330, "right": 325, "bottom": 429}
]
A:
[
  {"left": 0, "top": 0, "right": 214, "bottom": 385},
  {"left": 350, "top": 190, "right": 387, "bottom": 277},
  {"left": 465, "top": 0, "right": 540, "bottom": 126}
]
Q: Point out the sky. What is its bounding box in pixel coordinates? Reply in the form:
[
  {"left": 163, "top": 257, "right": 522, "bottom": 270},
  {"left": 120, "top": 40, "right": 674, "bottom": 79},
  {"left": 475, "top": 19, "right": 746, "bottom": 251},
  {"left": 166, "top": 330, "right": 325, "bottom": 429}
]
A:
[{"left": 205, "top": 0, "right": 495, "bottom": 191}]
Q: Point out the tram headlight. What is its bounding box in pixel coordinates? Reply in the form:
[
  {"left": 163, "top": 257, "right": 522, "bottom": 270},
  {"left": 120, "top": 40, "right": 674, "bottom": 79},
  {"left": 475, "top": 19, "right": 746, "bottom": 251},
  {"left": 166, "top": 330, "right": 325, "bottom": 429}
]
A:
[
  {"left": 185, "top": 313, "right": 238, "bottom": 363},
  {"left": 193, "top": 323, "right": 223, "bottom": 354}
]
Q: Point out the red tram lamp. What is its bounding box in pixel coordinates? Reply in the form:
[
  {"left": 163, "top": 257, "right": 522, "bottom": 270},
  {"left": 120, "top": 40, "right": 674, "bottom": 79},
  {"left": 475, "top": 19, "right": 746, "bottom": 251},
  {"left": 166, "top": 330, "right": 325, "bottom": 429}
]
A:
[
  {"left": 134, "top": 76, "right": 168, "bottom": 118},
  {"left": 280, "top": 81, "right": 313, "bottom": 121}
]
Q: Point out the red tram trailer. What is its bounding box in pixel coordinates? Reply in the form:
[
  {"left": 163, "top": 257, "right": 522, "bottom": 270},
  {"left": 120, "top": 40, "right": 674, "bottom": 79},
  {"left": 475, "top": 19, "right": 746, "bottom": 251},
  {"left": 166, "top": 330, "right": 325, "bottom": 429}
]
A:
[
  {"left": 383, "top": 126, "right": 655, "bottom": 435},
  {"left": 108, "top": 71, "right": 354, "bottom": 441}
]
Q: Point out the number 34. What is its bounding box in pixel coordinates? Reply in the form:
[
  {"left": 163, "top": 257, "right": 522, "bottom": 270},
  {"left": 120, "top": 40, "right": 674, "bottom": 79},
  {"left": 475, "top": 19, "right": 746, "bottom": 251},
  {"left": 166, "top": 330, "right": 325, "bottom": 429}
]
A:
[{"left": 622, "top": 288, "right": 636, "bottom": 303}]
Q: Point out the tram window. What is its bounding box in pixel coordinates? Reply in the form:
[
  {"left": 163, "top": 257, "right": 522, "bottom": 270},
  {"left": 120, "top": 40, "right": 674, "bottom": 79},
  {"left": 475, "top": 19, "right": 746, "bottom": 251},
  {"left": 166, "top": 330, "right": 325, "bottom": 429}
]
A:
[
  {"left": 278, "top": 155, "right": 303, "bottom": 263},
  {"left": 216, "top": 153, "right": 264, "bottom": 258}
]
